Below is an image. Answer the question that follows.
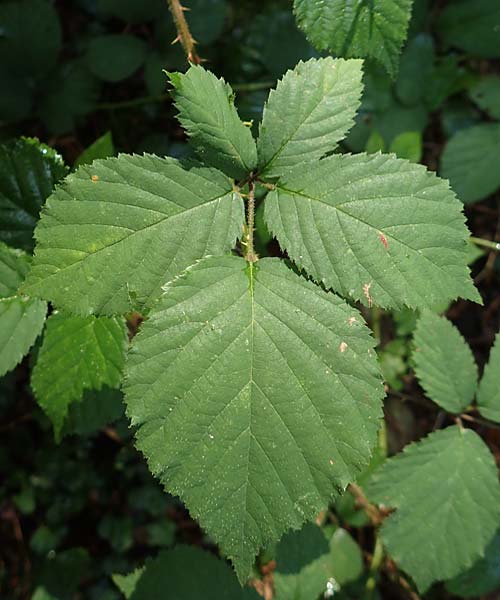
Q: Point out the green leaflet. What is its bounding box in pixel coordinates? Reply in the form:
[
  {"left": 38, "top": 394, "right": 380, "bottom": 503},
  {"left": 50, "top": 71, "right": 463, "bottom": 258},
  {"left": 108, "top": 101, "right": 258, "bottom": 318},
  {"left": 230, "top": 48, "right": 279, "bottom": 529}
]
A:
[
  {"left": 125, "top": 256, "right": 383, "bottom": 582},
  {"left": 367, "top": 426, "right": 500, "bottom": 592},
  {"left": 124, "top": 546, "right": 259, "bottom": 599},
  {"left": 274, "top": 524, "right": 363, "bottom": 599},
  {"left": 388, "top": 131, "right": 422, "bottom": 163},
  {"left": 0, "top": 137, "right": 68, "bottom": 250},
  {"left": 168, "top": 66, "right": 257, "bottom": 180},
  {"left": 257, "top": 58, "right": 363, "bottom": 179},
  {"left": 23, "top": 154, "right": 244, "bottom": 315},
  {"left": 113, "top": 567, "right": 145, "bottom": 599},
  {"left": 293, "top": 0, "right": 414, "bottom": 77},
  {"left": 62, "top": 388, "right": 125, "bottom": 437},
  {"left": 264, "top": 152, "right": 479, "bottom": 309},
  {"left": 441, "top": 123, "right": 500, "bottom": 204},
  {"left": 31, "top": 312, "right": 128, "bottom": 438},
  {"left": 477, "top": 333, "right": 500, "bottom": 423},
  {"left": 412, "top": 311, "right": 478, "bottom": 413},
  {"left": 0, "top": 241, "right": 31, "bottom": 297},
  {"left": 0, "top": 242, "right": 46, "bottom": 376},
  {"left": 74, "top": 131, "right": 115, "bottom": 167},
  {"left": 0, "top": 296, "right": 46, "bottom": 377}
]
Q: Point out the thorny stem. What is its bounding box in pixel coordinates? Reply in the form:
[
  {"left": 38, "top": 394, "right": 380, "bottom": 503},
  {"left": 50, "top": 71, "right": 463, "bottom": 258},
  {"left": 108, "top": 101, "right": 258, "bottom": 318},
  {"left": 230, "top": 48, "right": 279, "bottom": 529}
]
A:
[
  {"left": 166, "top": 0, "right": 201, "bottom": 64},
  {"left": 470, "top": 236, "right": 500, "bottom": 251},
  {"left": 244, "top": 179, "right": 258, "bottom": 263}
]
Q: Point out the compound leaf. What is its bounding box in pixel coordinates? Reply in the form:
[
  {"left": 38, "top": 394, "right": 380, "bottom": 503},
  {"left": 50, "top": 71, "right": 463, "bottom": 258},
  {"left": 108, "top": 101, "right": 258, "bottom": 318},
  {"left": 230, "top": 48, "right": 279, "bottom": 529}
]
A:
[
  {"left": 264, "top": 153, "right": 479, "bottom": 309},
  {"left": 293, "top": 0, "right": 413, "bottom": 77},
  {"left": 125, "top": 256, "right": 383, "bottom": 581},
  {"left": 368, "top": 426, "right": 500, "bottom": 592},
  {"left": 128, "top": 546, "right": 259, "bottom": 599},
  {"left": 31, "top": 312, "right": 128, "bottom": 438},
  {"left": 257, "top": 58, "right": 363, "bottom": 179},
  {"left": 23, "top": 154, "right": 244, "bottom": 315},
  {"left": 168, "top": 66, "right": 257, "bottom": 180},
  {"left": 477, "top": 333, "right": 500, "bottom": 423},
  {"left": 412, "top": 311, "right": 478, "bottom": 413},
  {"left": 441, "top": 123, "right": 500, "bottom": 204},
  {"left": 0, "top": 137, "right": 68, "bottom": 250}
]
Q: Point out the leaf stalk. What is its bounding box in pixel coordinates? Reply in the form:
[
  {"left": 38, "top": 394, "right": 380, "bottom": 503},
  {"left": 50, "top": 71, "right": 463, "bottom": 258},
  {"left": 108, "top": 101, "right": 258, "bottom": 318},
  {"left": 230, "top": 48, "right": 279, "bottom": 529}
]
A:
[{"left": 244, "top": 178, "right": 258, "bottom": 263}]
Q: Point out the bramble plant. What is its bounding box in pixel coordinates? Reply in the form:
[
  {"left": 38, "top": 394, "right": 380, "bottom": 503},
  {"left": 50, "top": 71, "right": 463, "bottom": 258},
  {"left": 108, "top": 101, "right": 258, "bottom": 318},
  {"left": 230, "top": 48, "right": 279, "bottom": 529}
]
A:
[{"left": 2, "top": 0, "right": 500, "bottom": 598}]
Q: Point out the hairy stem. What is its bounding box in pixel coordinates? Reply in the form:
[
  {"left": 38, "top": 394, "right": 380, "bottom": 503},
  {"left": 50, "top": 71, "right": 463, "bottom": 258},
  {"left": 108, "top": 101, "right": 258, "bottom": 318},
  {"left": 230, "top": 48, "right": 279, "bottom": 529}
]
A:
[
  {"left": 166, "top": 0, "right": 201, "bottom": 64},
  {"left": 244, "top": 180, "right": 258, "bottom": 263}
]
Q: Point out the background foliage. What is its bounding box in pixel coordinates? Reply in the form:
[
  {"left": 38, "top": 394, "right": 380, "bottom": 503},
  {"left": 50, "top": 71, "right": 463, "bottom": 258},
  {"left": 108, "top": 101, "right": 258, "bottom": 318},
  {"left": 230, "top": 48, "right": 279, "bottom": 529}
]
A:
[{"left": 1, "top": 0, "right": 500, "bottom": 599}]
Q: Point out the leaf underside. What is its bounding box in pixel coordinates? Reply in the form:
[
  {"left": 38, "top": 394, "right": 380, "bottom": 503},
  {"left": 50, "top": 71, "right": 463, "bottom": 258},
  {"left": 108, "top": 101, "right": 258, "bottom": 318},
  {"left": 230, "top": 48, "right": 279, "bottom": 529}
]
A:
[
  {"left": 125, "top": 256, "right": 383, "bottom": 581},
  {"left": 264, "top": 152, "right": 480, "bottom": 309},
  {"left": 368, "top": 426, "right": 500, "bottom": 591},
  {"left": 293, "top": 0, "right": 414, "bottom": 77},
  {"left": 23, "top": 154, "right": 244, "bottom": 315},
  {"left": 413, "top": 311, "right": 478, "bottom": 413}
]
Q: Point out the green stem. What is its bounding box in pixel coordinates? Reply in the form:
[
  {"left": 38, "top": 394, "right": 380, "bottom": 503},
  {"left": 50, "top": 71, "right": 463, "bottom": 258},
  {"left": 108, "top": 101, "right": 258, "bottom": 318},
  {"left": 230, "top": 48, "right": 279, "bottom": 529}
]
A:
[
  {"left": 470, "top": 236, "right": 500, "bottom": 251},
  {"left": 231, "top": 81, "right": 275, "bottom": 92},
  {"left": 96, "top": 82, "right": 275, "bottom": 111},
  {"left": 366, "top": 536, "right": 384, "bottom": 594},
  {"left": 97, "top": 94, "right": 169, "bottom": 110},
  {"left": 244, "top": 180, "right": 258, "bottom": 263}
]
